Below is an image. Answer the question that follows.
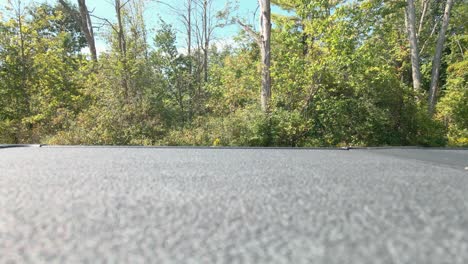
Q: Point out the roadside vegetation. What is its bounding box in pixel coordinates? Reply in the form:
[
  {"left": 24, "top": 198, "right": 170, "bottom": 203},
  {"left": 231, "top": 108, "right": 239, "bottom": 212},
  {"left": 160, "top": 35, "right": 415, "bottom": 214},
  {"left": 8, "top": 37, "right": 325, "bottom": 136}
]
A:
[{"left": 0, "top": 0, "right": 466, "bottom": 147}]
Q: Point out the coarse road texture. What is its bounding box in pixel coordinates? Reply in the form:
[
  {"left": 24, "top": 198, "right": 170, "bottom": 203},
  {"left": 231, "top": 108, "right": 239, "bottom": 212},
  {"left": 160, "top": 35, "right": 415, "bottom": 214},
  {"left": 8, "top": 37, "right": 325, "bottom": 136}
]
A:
[{"left": 1, "top": 147, "right": 468, "bottom": 264}]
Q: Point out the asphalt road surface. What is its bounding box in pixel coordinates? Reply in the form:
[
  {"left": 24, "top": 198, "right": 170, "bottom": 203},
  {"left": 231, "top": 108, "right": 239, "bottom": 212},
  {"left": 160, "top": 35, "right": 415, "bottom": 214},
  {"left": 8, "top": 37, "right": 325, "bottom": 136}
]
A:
[{"left": 1, "top": 147, "right": 468, "bottom": 263}]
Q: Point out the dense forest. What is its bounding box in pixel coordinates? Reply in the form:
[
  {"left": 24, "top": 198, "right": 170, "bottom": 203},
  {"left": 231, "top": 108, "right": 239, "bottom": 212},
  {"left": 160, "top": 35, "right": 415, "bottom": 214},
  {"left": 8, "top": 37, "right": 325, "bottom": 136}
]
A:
[{"left": 0, "top": 0, "right": 466, "bottom": 147}]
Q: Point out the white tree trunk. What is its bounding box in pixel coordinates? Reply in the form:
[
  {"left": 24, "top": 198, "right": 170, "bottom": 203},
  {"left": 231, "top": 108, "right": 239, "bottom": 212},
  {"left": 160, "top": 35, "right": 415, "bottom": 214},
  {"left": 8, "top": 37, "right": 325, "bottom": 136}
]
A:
[
  {"left": 203, "top": 0, "right": 208, "bottom": 82},
  {"left": 259, "top": 0, "right": 271, "bottom": 112},
  {"left": 406, "top": 0, "right": 422, "bottom": 92},
  {"left": 428, "top": 0, "right": 454, "bottom": 114},
  {"left": 187, "top": 0, "right": 192, "bottom": 57}
]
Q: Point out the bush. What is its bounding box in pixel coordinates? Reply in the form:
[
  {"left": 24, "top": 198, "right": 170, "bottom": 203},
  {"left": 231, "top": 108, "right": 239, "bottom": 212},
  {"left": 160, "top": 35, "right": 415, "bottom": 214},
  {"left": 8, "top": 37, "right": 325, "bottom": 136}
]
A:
[
  {"left": 162, "top": 106, "right": 271, "bottom": 146},
  {"left": 436, "top": 59, "right": 468, "bottom": 146}
]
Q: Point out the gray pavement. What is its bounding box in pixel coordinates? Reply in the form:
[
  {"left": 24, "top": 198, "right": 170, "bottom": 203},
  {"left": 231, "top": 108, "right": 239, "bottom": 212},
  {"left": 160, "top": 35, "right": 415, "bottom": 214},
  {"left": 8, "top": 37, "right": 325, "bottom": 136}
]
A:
[{"left": 0, "top": 147, "right": 468, "bottom": 263}]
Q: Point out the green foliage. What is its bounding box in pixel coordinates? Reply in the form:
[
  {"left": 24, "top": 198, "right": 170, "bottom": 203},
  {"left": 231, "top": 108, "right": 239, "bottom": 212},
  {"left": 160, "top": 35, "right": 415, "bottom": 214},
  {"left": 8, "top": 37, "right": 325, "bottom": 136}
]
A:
[
  {"left": 163, "top": 107, "right": 270, "bottom": 146},
  {"left": 0, "top": 1, "right": 85, "bottom": 143},
  {"left": 433, "top": 1, "right": 468, "bottom": 147},
  {"left": 48, "top": 50, "right": 164, "bottom": 145},
  {"left": 436, "top": 57, "right": 468, "bottom": 146},
  {"left": 206, "top": 49, "right": 259, "bottom": 115}
]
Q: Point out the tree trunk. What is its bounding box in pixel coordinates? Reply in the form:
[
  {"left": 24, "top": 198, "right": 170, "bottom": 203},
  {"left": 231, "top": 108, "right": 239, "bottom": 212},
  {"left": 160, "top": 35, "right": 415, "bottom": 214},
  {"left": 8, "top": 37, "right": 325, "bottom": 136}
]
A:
[
  {"left": 59, "top": 0, "right": 97, "bottom": 61},
  {"left": 18, "top": 5, "right": 27, "bottom": 104},
  {"left": 259, "top": 0, "right": 271, "bottom": 112},
  {"left": 417, "top": 0, "right": 429, "bottom": 37},
  {"left": 15, "top": 1, "right": 30, "bottom": 122},
  {"left": 203, "top": 0, "right": 208, "bottom": 82},
  {"left": 115, "top": 0, "right": 126, "bottom": 57},
  {"left": 187, "top": 0, "right": 192, "bottom": 57},
  {"left": 236, "top": 0, "right": 271, "bottom": 112},
  {"left": 428, "top": 0, "right": 454, "bottom": 114},
  {"left": 78, "top": 0, "right": 97, "bottom": 61},
  {"left": 115, "top": 0, "right": 129, "bottom": 98},
  {"left": 405, "top": 0, "right": 422, "bottom": 92}
]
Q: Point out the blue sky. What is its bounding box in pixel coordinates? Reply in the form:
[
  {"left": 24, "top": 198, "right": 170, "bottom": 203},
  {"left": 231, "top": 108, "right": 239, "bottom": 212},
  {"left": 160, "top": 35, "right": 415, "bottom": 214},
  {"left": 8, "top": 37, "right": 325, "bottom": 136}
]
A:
[{"left": 0, "top": 0, "right": 288, "bottom": 53}]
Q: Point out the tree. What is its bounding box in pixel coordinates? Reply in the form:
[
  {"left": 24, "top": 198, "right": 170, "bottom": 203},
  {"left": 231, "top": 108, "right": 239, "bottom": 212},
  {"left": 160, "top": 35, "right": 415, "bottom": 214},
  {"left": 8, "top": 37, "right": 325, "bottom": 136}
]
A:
[
  {"left": 58, "top": 0, "right": 97, "bottom": 61},
  {"left": 77, "top": 0, "right": 97, "bottom": 61},
  {"left": 154, "top": 0, "right": 194, "bottom": 59},
  {"left": 238, "top": 0, "right": 271, "bottom": 112},
  {"left": 201, "top": 0, "right": 208, "bottom": 82},
  {"left": 1, "top": 1, "right": 87, "bottom": 143},
  {"left": 151, "top": 22, "right": 194, "bottom": 125},
  {"left": 428, "top": 0, "right": 455, "bottom": 114},
  {"left": 259, "top": 0, "right": 271, "bottom": 112},
  {"left": 194, "top": 0, "right": 233, "bottom": 82},
  {"left": 405, "top": 0, "right": 422, "bottom": 92},
  {"left": 115, "top": 0, "right": 127, "bottom": 58},
  {"left": 111, "top": 0, "right": 130, "bottom": 98},
  {"left": 9, "top": 0, "right": 29, "bottom": 115}
]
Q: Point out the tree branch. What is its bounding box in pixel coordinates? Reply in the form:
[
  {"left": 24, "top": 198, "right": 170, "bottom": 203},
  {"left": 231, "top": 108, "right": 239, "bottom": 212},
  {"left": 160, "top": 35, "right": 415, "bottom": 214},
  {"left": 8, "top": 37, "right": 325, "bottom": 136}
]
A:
[
  {"left": 237, "top": 19, "right": 260, "bottom": 45},
  {"left": 90, "top": 14, "right": 119, "bottom": 34},
  {"left": 417, "top": 0, "right": 429, "bottom": 37},
  {"left": 419, "top": 18, "right": 439, "bottom": 55}
]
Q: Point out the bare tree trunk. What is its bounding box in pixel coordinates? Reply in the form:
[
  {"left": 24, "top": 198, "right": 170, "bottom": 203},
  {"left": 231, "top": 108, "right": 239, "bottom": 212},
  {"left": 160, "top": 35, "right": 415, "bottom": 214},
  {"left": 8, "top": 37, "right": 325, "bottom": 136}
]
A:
[
  {"left": 417, "top": 0, "right": 429, "bottom": 37},
  {"left": 259, "top": 0, "right": 271, "bottom": 112},
  {"left": 428, "top": 0, "right": 454, "bottom": 114},
  {"left": 78, "top": 0, "right": 97, "bottom": 61},
  {"left": 17, "top": 3, "right": 26, "bottom": 102},
  {"left": 405, "top": 0, "right": 422, "bottom": 92},
  {"left": 115, "top": 0, "right": 127, "bottom": 57},
  {"left": 187, "top": 0, "right": 192, "bottom": 57},
  {"left": 59, "top": 0, "right": 97, "bottom": 61},
  {"left": 115, "top": 0, "right": 129, "bottom": 98},
  {"left": 202, "top": 0, "right": 208, "bottom": 82},
  {"left": 195, "top": 13, "right": 202, "bottom": 84},
  {"left": 186, "top": 0, "right": 196, "bottom": 113},
  {"left": 236, "top": 0, "right": 271, "bottom": 112}
]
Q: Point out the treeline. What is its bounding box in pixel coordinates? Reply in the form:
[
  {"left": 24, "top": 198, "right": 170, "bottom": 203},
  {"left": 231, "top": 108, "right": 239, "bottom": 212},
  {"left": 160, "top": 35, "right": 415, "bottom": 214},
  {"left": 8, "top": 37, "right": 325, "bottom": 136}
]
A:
[{"left": 0, "top": 0, "right": 466, "bottom": 147}]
